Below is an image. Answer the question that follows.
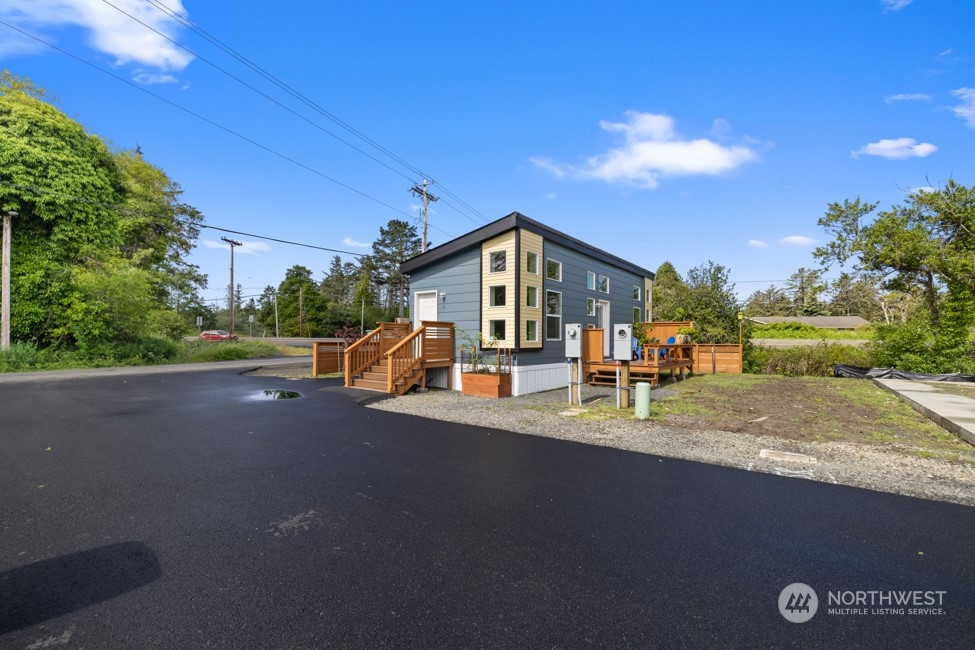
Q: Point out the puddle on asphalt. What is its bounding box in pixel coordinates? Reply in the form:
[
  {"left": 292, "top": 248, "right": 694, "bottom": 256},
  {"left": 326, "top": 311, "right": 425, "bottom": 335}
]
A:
[{"left": 251, "top": 389, "right": 302, "bottom": 401}]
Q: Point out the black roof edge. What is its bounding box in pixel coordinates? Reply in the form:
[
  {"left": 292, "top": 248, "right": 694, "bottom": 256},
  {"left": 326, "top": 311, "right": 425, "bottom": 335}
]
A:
[{"left": 400, "top": 211, "right": 655, "bottom": 280}]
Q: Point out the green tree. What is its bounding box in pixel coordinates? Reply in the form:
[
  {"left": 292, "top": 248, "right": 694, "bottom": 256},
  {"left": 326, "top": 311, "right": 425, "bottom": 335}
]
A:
[
  {"left": 744, "top": 286, "right": 791, "bottom": 316},
  {"left": 827, "top": 273, "right": 881, "bottom": 320},
  {"left": 784, "top": 267, "right": 827, "bottom": 316},
  {"left": 684, "top": 261, "right": 743, "bottom": 343},
  {"left": 276, "top": 265, "right": 327, "bottom": 336},
  {"left": 651, "top": 261, "right": 692, "bottom": 320},
  {"left": 815, "top": 181, "right": 975, "bottom": 370},
  {"left": 371, "top": 219, "right": 421, "bottom": 317}
]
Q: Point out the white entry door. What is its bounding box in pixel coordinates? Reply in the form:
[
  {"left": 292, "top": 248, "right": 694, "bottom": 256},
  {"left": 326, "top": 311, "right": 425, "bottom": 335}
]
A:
[
  {"left": 598, "top": 300, "right": 611, "bottom": 358},
  {"left": 414, "top": 290, "right": 438, "bottom": 328}
]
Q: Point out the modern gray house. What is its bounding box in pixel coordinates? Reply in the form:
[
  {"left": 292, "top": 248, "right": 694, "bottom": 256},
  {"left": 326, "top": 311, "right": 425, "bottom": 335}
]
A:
[{"left": 400, "top": 212, "right": 655, "bottom": 396}]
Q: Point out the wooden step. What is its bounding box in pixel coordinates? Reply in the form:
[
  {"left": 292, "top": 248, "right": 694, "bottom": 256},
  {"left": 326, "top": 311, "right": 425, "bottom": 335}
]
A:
[{"left": 350, "top": 378, "right": 388, "bottom": 391}]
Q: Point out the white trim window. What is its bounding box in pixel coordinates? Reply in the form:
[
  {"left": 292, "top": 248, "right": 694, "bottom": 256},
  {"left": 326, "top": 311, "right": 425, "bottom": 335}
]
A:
[
  {"left": 489, "top": 285, "right": 506, "bottom": 307},
  {"left": 525, "top": 320, "right": 539, "bottom": 342},
  {"left": 546, "top": 290, "right": 562, "bottom": 340},
  {"left": 489, "top": 250, "right": 506, "bottom": 273},
  {"left": 587, "top": 271, "right": 596, "bottom": 290},
  {"left": 489, "top": 319, "right": 506, "bottom": 340},
  {"left": 526, "top": 285, "right": 539, "bottom": 308},
  {"left": 526, "top": 251, "right": 539, "bottom": 275},
  {"left": 586, "top": 297, "right": 596, "bottom": 316},
  {"left": 598, "top": 275, "right": 609, "bottom": 293},
  {"left": 633, "top": 307, "right": 641, "bottom": 323},
  {"left": 633, "top": 285, "right": 641, "bottom": 301},
  {"left": 546, "top": 258, "right": 562, "bottom": 282}
]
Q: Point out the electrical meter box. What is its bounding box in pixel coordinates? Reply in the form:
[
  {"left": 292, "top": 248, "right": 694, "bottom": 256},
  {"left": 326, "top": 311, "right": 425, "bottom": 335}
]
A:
[
  {"left": 613, "top": 323, "right": 633, "bottom": 361},
  {"left": 564, "top": 323, "right": 582, "bottom": 358}
]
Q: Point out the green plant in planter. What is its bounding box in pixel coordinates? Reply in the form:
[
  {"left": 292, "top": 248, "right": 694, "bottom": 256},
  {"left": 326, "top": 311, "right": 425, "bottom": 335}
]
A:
[
  {"left": 633, "top": 321, "right": 653, "bottom": 347},
  {"left": 676, "top": 325, "right": 696, "bottom": 344},
  {"left": 456, "top": 326, "right": 500, "bottom": 373}
]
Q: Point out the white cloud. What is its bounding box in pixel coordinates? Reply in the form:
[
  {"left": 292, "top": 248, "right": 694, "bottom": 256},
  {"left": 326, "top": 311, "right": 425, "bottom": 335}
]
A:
[
  {"left": 342, "top": 237, "right": 370, "bottom": 248},
  {"left": 203, "top": 239, "right": 270, "bottom": 256},
  {"left": 532, "top": 111, "right": 759, "bottom": 190},
  {"left": 881, "top": 0, "right": 912, "bottom": 11},
  {"left": 0, "top": 0, "right": 193, "bottom": 75},
  {"left": 779, "top": 236, "right": 817, "bottom": 247},
  {"left": 851, "top": 137, "right": 937, "bottom": 160},
  {"left": 950, "top": 88, "right": 975, "bottom": 128},
  {"left": 133, "top": 70, "right": 178, "bottom": 85},
  {"left": 747, "top": 239, "right": 768, "bottom": 249},
  {"left": 884, "top": 93, "right": 930, "bottom": 104}
]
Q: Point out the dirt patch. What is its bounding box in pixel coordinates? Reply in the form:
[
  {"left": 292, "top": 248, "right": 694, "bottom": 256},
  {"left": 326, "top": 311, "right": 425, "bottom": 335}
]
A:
[{"left": 656, "top": 374, "right": 973, "bottom": 459}]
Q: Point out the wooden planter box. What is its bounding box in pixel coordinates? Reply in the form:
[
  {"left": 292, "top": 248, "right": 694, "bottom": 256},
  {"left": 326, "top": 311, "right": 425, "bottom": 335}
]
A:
[{"left": 461, "top": 372, "right": 512, "bottom": 398}]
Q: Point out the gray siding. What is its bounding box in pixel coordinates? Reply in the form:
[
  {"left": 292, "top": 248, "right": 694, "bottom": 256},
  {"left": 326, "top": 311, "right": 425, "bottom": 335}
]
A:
[
  {"left": 520, "top": 240, "right": 644, "bottom": 366},
  {"left": 406, "top": 246, "right": 480, "bottom": 354}
]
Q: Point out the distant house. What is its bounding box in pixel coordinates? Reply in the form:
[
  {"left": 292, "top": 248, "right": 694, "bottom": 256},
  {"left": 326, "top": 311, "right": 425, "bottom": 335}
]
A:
[
  {"left": 400, "top": 212, "right": 655, "bottom": 396},
  {"left": 747, "top": 316, "right": 870, "bottom": 330}
]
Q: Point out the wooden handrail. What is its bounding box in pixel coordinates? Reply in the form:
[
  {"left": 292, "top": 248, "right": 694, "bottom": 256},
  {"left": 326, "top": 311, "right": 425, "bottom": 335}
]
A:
[
  {"left": 384, "top": 326, "right": 425, "bottom": 393},
  {"left": 344, "top": 325, "right": 384, "bottom": 387}
]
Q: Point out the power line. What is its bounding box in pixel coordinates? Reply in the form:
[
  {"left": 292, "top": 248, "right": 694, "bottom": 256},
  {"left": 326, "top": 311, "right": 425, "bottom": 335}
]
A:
[
  {"left": 0, "top": 19, "right": 423, "bottom": 224},
  {"left": 142, "top": 0, "right": 491, "bottom": 227}
]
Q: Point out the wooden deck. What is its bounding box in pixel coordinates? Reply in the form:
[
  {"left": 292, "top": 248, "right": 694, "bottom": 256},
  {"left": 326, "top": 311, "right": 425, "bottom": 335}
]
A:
[{"left": 584, "top": 344, "right": 694, "bottom": 388}]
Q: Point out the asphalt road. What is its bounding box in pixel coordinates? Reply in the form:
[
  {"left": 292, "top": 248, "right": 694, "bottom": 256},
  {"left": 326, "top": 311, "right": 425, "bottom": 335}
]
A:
[{"left": 1, "top": 367, "right": 973, "bottom": 648}]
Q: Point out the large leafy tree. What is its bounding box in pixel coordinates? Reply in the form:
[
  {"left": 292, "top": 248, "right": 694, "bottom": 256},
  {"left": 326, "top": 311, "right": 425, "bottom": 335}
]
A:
[
  {"left": 0, "top": 71, "right": 205, "bottom": 349},
  {"left": 651, "top": 261, "right": 692, "bottom": 321},
  {"left": 814, "top": 181, "right": 975, "bottom": 370},
  {"left": 683, "top": 261, "right": 743, "bottom": 343}
]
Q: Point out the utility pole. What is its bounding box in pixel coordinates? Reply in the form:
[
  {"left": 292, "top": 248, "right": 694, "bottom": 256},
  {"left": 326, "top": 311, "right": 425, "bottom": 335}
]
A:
[
  {"left": 299, "top": 285, "right": 304, "bottom": 337},
  {"left": 274, "top": 291, "right": 279, "bottom": 337},
  {"left": 410, "top": 179, "right": 439, "bottom": 253},
  {"left": 221, "top": 237, "right": 242, "bottom": 337},
  {"left": 2, "top": 210, "right": 15, "bottom": 351}
]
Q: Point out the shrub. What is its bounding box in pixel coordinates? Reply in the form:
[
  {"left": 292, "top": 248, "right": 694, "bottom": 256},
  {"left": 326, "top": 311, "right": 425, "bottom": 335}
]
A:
[{"left": 746, "top": 342, "right": 873, "bottom": 377}]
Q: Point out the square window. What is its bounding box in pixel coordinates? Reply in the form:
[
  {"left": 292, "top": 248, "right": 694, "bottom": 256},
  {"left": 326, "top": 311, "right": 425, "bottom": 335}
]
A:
[
  {"left": 587, "top": 271, "right": 596, "bottom": 290},
  {"left": 489, "top": 319, "right": 505, "bottom": 341},
  {"left": 526, "top": 251, "right": 538, "bottom": 274},
  {"left": 489, "top": 251, "right": 506, "bottom": 273},
  {"left": 490, "top": 285, "right": 506, "bottom": 307},
  {"left": 546, "top": 259, "right": 562, "bottom": 282},
  {"left": 598, "top": 275, "right": 609, "bottom": 293},
  {"left": 525, "top": 320, "right": 538, "bottom": 342},
  {"left": 587, "top": 297, "right": 596, "bottom": 316},
  {"left": 526, "top": 285, "right": 538, "bottom": 308}
]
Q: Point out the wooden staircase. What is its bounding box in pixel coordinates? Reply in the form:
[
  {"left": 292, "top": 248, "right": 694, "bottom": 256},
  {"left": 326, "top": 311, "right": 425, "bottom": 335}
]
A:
[
  {"left": 344, "top": 321, "right": 454, "bottom": 396},
  {"left": 349, "top": 358, "right": 423, "bottom": 393}
]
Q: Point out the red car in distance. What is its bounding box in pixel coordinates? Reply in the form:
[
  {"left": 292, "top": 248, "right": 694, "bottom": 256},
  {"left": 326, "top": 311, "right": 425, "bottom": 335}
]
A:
[{"left": 199, "top": 330, "right": 238, "bottom": 342}]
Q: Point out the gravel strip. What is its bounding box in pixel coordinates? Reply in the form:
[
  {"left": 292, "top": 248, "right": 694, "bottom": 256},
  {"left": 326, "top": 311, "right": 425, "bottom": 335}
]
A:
[{"left": 367, "top": 385, "right": 975, "bottom": 508}]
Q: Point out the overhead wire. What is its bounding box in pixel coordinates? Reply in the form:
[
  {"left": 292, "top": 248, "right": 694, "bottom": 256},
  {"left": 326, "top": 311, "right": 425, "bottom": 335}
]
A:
[
  {"left": 0, "top": 19, "right": 431, "bottom": 228},
  {"left": 142, "top": 0, "right": 492, "bottom": 226}
]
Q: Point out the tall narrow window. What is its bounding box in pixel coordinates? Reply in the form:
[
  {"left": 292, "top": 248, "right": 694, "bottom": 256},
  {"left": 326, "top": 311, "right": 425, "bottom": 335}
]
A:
[
  {"left": 489, "top": 320, "right": 506, "bottom": 340},
  {"left": 587, "top": 271, "right": 596, "bottom": 290},
  {"left": 587, "top": 297, "right": 596, "bottom": 316},
  {"left": 546, "top": 259, "right": 562, "bottom": 282},
  {"left": 598, "top": 275, "right": 609, "bottom": 293},
  {"left": 526, "top": 285, "right": 538, "bottom": 308},
  {"left": 526, "top": 251, "right": 539, "bottom": 274},
  {"left": 525, "top": 320, "right": 539, "bottom": 342},
  {"left": 633, "top": 285, "right": 641, "bottom": 301},
  {"left": 546, "top": 290, "right": 562, "bottom": 340},
  {"left": 490, "top": 285, "right": 506, "bottom": 307}
]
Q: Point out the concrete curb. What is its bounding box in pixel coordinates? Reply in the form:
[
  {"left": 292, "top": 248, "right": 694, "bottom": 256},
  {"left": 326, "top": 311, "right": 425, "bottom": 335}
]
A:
[{"left": 874, "top": 378, "right": 975, "bottom": 447}]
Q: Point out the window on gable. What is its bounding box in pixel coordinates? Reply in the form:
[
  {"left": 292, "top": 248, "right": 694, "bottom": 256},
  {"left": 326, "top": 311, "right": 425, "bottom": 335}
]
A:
[
  {"left": 526, "top": 251, "right": 539, "bottom": 274},
  {"left": 546, "top": 259, "right": 562, "bottom": 282},
  {"left": 490, "top": 285, "right": 506, "bottom": 307}
]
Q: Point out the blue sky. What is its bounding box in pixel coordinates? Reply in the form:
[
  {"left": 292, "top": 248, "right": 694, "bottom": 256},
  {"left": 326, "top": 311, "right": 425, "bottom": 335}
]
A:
[{"left": 2, "top": 0, "right": 974, "bottom": 306}]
